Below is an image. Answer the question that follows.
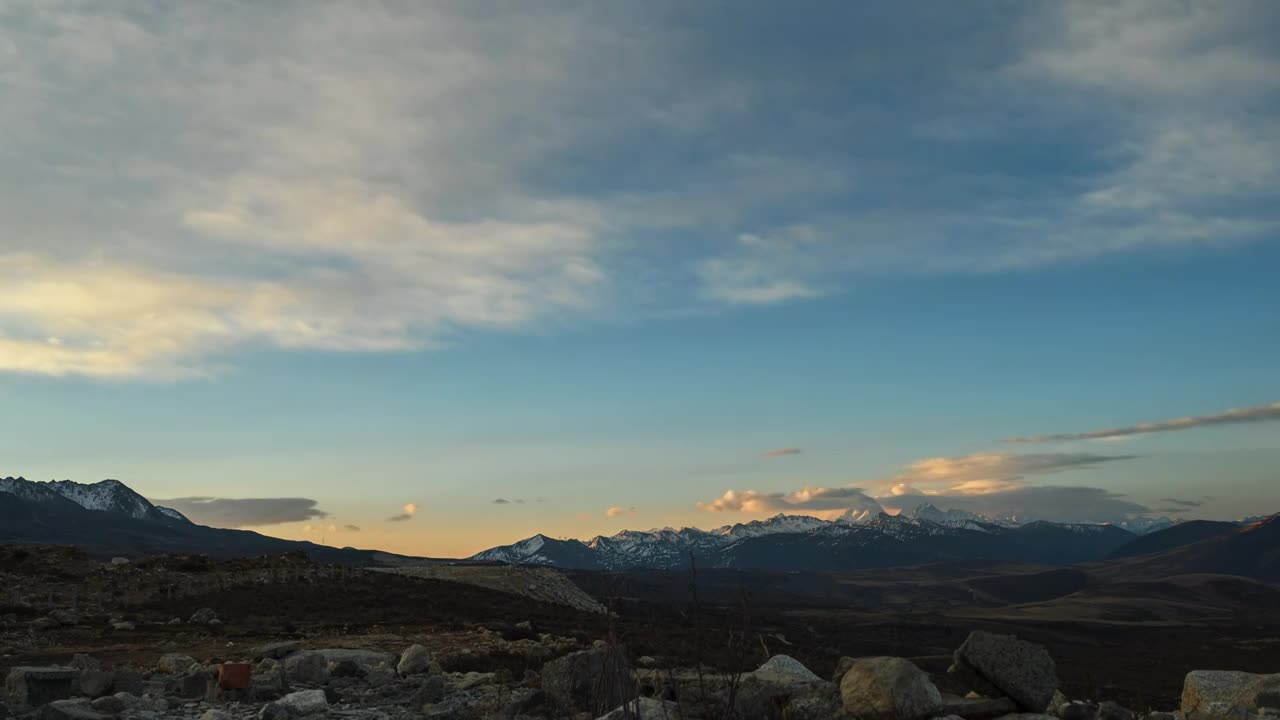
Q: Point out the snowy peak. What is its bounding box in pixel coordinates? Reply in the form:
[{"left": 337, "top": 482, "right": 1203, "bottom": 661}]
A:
[
  {"left": 715, "top": 514, "right": 831, "bottom": 541},
  {"left": 909, "top": 503, "right": 982, "bottom": 526},
  {"left": 0, "top": 476, "right": 183, "bottom": 523}
]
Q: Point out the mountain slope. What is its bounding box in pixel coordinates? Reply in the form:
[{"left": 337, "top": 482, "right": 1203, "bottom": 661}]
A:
[
  {"left": 0, "top": 477, "right": 424, "bottom": 565},
  {"left": 1101, "top": 515, "right": 1280, "bottom": 582},
  {"left": 1108, "top": 519, "right": 1240, "bottom": 559}
]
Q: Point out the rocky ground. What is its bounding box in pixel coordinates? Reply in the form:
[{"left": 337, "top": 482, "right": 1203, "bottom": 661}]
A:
[{"left": 2, "top": 546, "right": 1278, "bottom": 719}]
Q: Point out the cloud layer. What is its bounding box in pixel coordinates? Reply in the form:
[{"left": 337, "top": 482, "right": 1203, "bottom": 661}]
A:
[
  {"left": 152, "top": 497, "right": 329, "bottom": 528},
  {"left": 1010, "top": 402, "right": 1280, "bottom": 443},
  {"left": 3, "top": 2, "right": 1276, "bottom": 378},
  {"left": 387, "top": 502, "right": 418, "bottom": 523}
]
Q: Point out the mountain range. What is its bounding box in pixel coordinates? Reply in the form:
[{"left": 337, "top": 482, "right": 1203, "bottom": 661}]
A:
[
  {"left": 0, "top": 476, "right": 419, "bottom": 565},
  {"left": 470, "top": 504, "right": 1269, "bottom": 572}
]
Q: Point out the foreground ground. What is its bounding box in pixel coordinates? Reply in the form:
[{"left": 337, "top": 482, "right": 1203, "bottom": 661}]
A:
[{"left": 2, "top": 546, "right": 1279, "bottom": 717}]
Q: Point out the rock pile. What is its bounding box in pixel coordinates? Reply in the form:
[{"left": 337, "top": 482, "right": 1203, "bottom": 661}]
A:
[{"left": 1, "top": 629, "right": 1276, "bottom": 719}]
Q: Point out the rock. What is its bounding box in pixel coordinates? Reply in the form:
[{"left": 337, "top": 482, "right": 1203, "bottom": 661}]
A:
[
  {"left": 68, "top": 656, "right": 99, "bottom": 673},
  {"left": 157, "top": 654, "right": 198, "bottom": 674},
  {"left": 956, "top": 631, "right": 1059, "bottom": 713},
  {"left": 110, "top": 557, "right": 130, "bottom": 566},
  {"left": 1048, "top": 690, "right": 1069, "bottom": 714},
  {"left": 76, "top": 671, "right": 113, "bottom": 699},
  {"left": 276, "top": 688, "right": 328, "bottom": 715},
  {"left": 755, "top": 654, "right": 823, "bottom": 683},
  {"left": 283, "top": 651, "right": 328, "bottom": 686},
  {"left": 31, "top": 618, "right": 60, "bottom": 631},
  {"left": 250, "top": 642, "right": 302, "bottom": 661},
  {"left": 189, "top": 608, "right": 218, "bottom": 625},
  {"left": 992, "top": 715, "right": 1058, "bottom": 720},
  {"left": 1059, "top": 702, "right": 1099, "bottom": 720},
  {"left": 87, "top": 695, "right": 125, "bottom": 714},
  {"left": 1182, "top": 670, "right": 1280, "bottom": 720},
  {"left": 170, "top": 672, "right": 210, "bottom": 699},
  {"left": 200, "top": 711, "right": 231, "bottom": 720},
  {"left": 34, "top": 699, "right": 111, "bottom": 720},
  {"left": 1098, "top": 701, "right": 1134, "bottom": 720},
  {"left": 110, "top": 621, "right": 135, "bottom": 631},
  {"left": 636, "top": 656, "right": 658, "bottom": 669},
  {"left": 398, "top": 644, "right": 434, "bottom": 676},
  {"left": 315, "top": 649, "right": 395, "bottom": 668},
  {"left": 543, "top": 648, "right": 635, "bottom": 714},
  {"left": 328, "top": 660, "right": 363, "bottom": 679},
  {"left": 6, "top": 667, "right": 78, "bottom": 709},
  {"left": 412, "top": 676, "right": 445, "bottom": 705},
  {"left": 595, "top": 697, "right": 681, "bottom": 720},
  {"left": 252, "top": 664, "right": 288, "bottom": 701},
  {"left": 110, "top": 671, "right": 144, "bottom": 697},
  {"left": 455, "top": 672, "right": 494, "bottom": 691},
  {"left": 47, "top": 610, "right": 81, "bottom": 627},
  {"left": 834, "top": 656, "right": 858, "bottom": 684},
  {"left": 939, "top": 693, "right": 1020, "bottom": 719},
  {"left": 839, "top": 656, "right": 942, "bottom": 720}
]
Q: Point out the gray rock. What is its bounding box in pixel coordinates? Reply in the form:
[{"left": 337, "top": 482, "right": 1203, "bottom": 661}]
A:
[
  {"left": 47, "top": 610, "right": 81, "bottom": 627},
  {"left": 1183, "top": 670, "right": 1280, "bottom": 720},
  {"left": 993, "top": 715, "right": 1058, "bottom": 720},
  {"left": 595, "top": 697, "right": 681, "bottom": 720},
  {"left": 200, "top": 711, "right": 231, "bottom": 720},
  {"left": 755, "top": 655, "right": 823, "bottom": 683},
  {"left": 1098, "top": 701, "right": 1134, "bottom": 720},
  {"left": 68, "top": 656, "right": 99, "bottom": 673},
  {"left": 110, "top": 557, "right": 130, "bottom": 566},
  {"left": 939, "top": 693, "right": 1020, "bottom": 719},
  {"left": 189, "top": 608, "right": 218, "bottom": 625},
  {"left": 88, "top": 696, "right": 125, "bottom": 714},
  {"left": 315, "top": 649, "right": 395, "bottom": 668},
  {"left": 412, "top": 675, "right": 445, "bottom": 705},
  {"left": 283, "top": 652, "right": 328, "bottom": 686},
  {"left": 543, "top": 648, "right": 635, "bottom": 715},
  {"left": 398, "top": 644, "right": 433, "bottom": 676},
  {"left": 455, "top": 672, "right": 494, "bottom": 691},
  {"left": 157, "top": 654, "right": 198, "bottom": 674},
  {"left": 1059, "top": 702, "right": 1099, "bottom": 720},
  {"left": 110, "top": 621, "right": 135, "bottom": 631},
  {"left": 6, "top": 667, "right": 78, "bottom": 709},
  {"left": 839, "top": 656, "right": 942, "bottom": 720},
  {"left": 834, "top": 656, "right": 858, "bottom": 684},
  {"left": 34, "top": 699, "right": 111, "bottom": 720},
  {"left": 956, "top": 632, "right": 1059, "bottom": 712},
  {"left": 249, "top": 642, "right": 301, "bottom": 661},
  {"left": 276, "top": 688, "right": 327, "bottom": 716},
  {"left": 110, "top": 671, "right": 144, "bottom": 697},
  {"left": 76, "top": 671, "right": 113, "bottom": 699}
]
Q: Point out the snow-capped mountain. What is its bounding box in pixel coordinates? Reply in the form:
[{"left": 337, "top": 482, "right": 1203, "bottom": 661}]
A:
[
  {"left": 1, "top": 476, "right": 188, "bottom": 523},
  {"left": 470, "top": 510, "right": 1140, "bottom": 571}
]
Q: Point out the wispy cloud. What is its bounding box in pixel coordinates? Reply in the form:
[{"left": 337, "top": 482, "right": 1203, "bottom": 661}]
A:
[
  {"left": 606, "top": 506, "right": 636, "bottom": 518},
  {"left": 878, "top": 452, "right": 1135, "bottom": 495},
  {"left": 1010, "top": 402, "right": 1280, "bottom": 443},
  {"left": 387, "top": 502, "right": 418, "bottom": 523},
  {"left": 152, "top": 497, "right": 328, "bottom": 528},
  {"left": 343, "top": 524, "right": 361, "bottom": 532},
  {"left": 764, "top": 448, "right": 803, "bottom": 458},
  {"left": 1161, "top": 497, "right": 1205, "bottom": 508}
]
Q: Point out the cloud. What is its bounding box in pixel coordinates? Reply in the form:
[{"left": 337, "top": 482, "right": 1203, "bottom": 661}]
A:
[
  {"left": 878, "top": 452, "right": 1135, "bottom": 494},
  {"left": 697, "top": 487, "right": 883, "bottom": 519},
  {"left": 387, "top": 502, "right": 418, "bottom": 522},
  {"left": 764, "top": 448, "right": 803, "bottom": 458},
  {"left": 1010, "top": 402, "right": 1280, "bottom": 443},
  {"left": 491, "top": 498, "right": 511, "bottom": 505},
  {"left": 699, "top": 451, "right": 1138, "bottom": 523},
  {"left": 3, "top": 2, "right": 1277, "bottom": 378},
  {"left": 606, "top": 506, "right": 636, "bottom": 518},
  {"left": 343, "top": 524, "right": 361, "bottom": 532},
  {"left": 882, "top": 485, "right": 1149, "bottom": 525},
  {"left": 1161, "top": 497, "right": 1204, "bottom": 508},
  {"left": 152, "top": 497, "right": 328, "bottom": 528}
]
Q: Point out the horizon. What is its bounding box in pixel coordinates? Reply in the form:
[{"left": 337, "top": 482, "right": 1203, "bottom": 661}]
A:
[{"left": 3, "top": 1, "right": 1279, "bottom": 558}]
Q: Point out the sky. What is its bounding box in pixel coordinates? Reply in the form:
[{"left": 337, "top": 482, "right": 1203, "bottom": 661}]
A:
[{"left": 1, "top": 1, "right": 1278, "bottom": 558}]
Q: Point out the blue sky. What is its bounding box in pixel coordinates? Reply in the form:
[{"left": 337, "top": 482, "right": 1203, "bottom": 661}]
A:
[{"left": 1, "top": 1, "right": 1278, "bottom": 555}]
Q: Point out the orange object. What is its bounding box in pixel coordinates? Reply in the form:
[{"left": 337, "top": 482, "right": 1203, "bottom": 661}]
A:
[{"left": 218, "top": 663, "right": 251, "bottom": 690}]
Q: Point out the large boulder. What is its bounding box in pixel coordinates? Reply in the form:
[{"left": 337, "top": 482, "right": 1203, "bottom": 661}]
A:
[
  {"left": 955, "top": 632, "right": 1058, "bottom": 712},
  {"left": 275, "top": 688, "right": 327, "bottom": 716},
  {"left": 189, "top": 608, "right": 218, "bottom": 625},
  {"left": 249, "top": 642, "right": 301, "bottom": 661},
  {"left": 839, "top": 656, "right": 942, "bottom": 720},
  {"left": 157, "top": 654, "right": 197, "bottom": 675},
  {"left": 542, "top": 648, "right": 635, "bottom": 715},
  {"left": 6, "top": 667, "right": 78, "bottom": 709},
  {"left": 398, "top": 645, "right": 434, "bottom": 676},
  {"left": 33, "top": 699, "right": 111, "bottom": 720},
  {"left": 1182, "top": 670, "right": 1280, "bottom": 720},
  {"left": 755, "top": 655, "right": 823, "bottom": 683},
  {"left": 283, "top": 652, "right": 328, "bottom": 686}
]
